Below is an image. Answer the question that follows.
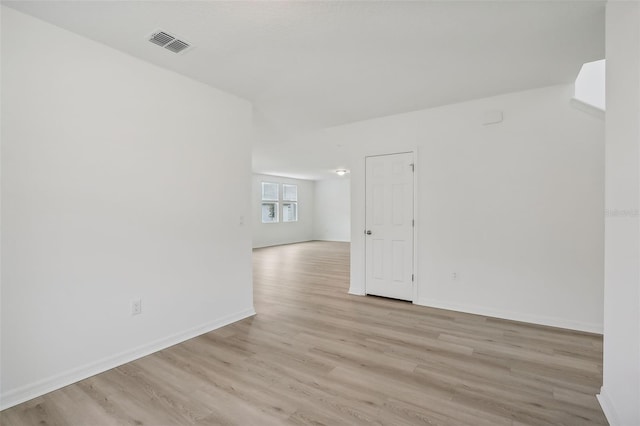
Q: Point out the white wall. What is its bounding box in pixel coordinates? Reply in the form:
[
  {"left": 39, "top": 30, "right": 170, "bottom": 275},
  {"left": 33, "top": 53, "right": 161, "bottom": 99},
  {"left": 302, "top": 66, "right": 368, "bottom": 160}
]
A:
[
  {"left": 1, "top": 7, "right": 254, "bottom": 409},
  {"left": 575, "top": 59, "right": 606, "bottom": 111},
  {"left": 326, "top": 84, "right": 604, "bottom": 333},
  {"left": 252, "top": 174, "right": 315, "bottom": 248},
  {"left": 598, "top": 2, "right": 640, "bottom": 425},
  {"left": 313, "top": 178, "right": 351, "bottom": 242}
]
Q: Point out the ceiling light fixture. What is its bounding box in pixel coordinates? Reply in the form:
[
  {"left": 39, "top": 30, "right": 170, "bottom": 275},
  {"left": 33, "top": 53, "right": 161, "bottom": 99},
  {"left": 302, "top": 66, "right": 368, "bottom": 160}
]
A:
[{"left": 335, "top": 169, "right": 349, "bottom": 176}]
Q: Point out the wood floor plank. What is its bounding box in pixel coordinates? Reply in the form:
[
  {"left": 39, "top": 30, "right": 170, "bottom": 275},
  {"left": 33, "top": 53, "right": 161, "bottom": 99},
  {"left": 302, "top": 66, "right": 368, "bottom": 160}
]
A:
[{"left": 1, "top": 241, "right": 607, "bottom": 425}]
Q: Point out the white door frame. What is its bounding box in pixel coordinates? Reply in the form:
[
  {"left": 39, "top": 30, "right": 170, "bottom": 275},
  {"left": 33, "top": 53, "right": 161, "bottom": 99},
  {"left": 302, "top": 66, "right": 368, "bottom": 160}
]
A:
[{"left": 363, "top": 149, "right": 419, "bottom": 303}]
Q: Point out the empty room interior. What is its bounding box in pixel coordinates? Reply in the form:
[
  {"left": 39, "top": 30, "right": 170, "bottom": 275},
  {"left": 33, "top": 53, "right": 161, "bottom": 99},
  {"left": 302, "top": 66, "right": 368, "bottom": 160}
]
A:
[{"left": 1, "top": 1, "right": 639, "bottom": 425}]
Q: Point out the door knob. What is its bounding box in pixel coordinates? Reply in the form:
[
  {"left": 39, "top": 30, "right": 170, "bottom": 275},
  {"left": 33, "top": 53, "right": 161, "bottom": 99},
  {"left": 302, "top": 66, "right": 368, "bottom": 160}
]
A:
[{"left": 365, "top": 230, "right": 372, "bottom": 235}]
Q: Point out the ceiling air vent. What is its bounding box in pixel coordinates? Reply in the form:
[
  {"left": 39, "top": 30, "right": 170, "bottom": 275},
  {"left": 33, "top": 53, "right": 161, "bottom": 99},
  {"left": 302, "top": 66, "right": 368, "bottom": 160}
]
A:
[
  {"left": 148, "top": 30, "right": 191, "bottom": 54},
  {"left": 165, "top": 39, "right": 190, "bottom": 54}
]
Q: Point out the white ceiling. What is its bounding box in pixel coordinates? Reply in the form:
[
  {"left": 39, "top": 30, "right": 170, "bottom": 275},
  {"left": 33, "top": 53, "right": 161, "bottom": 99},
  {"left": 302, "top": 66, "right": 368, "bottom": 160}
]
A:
[{"left": 5, "top": 1, "right": 605, "bottom": 180}]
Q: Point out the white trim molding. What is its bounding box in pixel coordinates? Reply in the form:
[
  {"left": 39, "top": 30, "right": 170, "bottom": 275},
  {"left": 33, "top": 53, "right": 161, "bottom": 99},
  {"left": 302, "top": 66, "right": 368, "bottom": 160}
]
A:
[
  {"left": 348, "top": 287, "right": 366, "bottom": 296},
  {"left": 570, "top": 98, "right": 605, "bottom": 120},
  {"left": 417, "top": 297, "right": 603, "bottom": 334},
  {"left": 597, "top": 388, "right": 622, "bottom": 426},
  {"left": 0, "top": 307, "right": 256, "bottom": 410}
]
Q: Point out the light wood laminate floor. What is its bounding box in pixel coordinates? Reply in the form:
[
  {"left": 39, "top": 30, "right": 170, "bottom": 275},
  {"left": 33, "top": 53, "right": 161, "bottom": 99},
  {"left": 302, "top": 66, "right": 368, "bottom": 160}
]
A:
[{"left": 1, "top": 241, "right": 607, "bottom": 425}]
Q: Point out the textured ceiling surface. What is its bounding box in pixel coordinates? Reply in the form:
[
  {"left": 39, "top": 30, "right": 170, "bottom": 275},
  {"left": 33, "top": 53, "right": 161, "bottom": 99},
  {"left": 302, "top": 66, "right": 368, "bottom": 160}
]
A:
[{"left": 5, "top": 1, "right": 605, "bottom": 179}]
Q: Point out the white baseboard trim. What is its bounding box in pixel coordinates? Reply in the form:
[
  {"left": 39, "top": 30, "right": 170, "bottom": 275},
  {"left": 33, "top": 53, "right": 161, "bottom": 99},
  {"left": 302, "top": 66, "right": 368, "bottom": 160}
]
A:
[
  {"left": 253, "top": 240, "right": 350, "bottom": 249},
  {"left": 570, "top": 98, "right": 605, "bottom": 120},
  {"left": 597, "top": 387, "right": 621, "bottom": 426},
  {"left": 416, "top": 298, "right": 603, "bottom": 334},
  {"left": 348, "top": 288, "right": 365, "bottom": 296},
  {"left": 253, "top": 239, "right": 314, "bottom": 249},
  {"left": 0, "top": 307, "right": 256, "bottom": 410}
]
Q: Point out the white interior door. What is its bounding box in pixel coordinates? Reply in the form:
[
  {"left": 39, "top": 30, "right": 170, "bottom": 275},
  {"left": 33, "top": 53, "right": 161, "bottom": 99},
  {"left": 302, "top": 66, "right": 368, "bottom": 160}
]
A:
[{"left": 365, "top": 152, "right": 414, "bottom": 301}]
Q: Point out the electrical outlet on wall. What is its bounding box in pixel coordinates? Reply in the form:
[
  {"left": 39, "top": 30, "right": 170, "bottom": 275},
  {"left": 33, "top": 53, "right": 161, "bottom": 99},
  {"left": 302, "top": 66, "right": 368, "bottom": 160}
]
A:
[
  {"left": 451, "top": 272, "right": 458, "bottom": 281},
  {"left": 131, "top": 299, "right": 142, "bottom": 316}
]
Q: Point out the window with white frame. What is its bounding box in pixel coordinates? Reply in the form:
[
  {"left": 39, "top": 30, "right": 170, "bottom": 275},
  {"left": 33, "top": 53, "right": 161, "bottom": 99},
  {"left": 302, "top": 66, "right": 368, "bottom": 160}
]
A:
[
  {"left": 261, "top": 182, "right": 279, "bottom": 223},
  {"left": 282, "top": 184, "right": 298, "bottom": 222}
]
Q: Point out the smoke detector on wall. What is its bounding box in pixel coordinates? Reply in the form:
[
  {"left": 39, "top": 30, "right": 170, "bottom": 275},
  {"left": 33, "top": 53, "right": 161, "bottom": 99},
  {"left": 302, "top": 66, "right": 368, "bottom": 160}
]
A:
[{"left": 148, "top": 30, "right": 192, "bottom": 54}]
